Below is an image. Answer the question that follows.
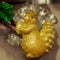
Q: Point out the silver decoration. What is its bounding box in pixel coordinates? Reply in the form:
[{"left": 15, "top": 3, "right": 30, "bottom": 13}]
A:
[
  {"left": 7, "top": 33, "right": 22, "bottom": 46},
  {"left": 39, "top": 8, "right": 49, "bottom": 16},
  {"left": 13, "top": 4, "right": 57, "bottom": 28},
  {"left": 48, "top": 14, "right": 57, "bottom": 24}
]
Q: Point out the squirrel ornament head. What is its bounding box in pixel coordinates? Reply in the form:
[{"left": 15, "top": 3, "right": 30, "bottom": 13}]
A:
[{"left": 24, "top": 10, "right": 38, "bottom": 24}]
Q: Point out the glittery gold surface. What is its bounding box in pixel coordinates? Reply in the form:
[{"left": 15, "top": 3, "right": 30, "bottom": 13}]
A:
[{"left": 16, "top": 10, "right": 55, "bottom": 58}]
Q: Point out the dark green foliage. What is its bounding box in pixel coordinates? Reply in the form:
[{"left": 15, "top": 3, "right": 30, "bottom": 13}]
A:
[{"left": 0, "top": 2, "right": 14, "bottom": 23}]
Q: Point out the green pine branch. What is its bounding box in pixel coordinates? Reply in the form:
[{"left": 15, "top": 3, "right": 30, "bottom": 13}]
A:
[{"left": 0, "top": 2, "right": 14, "bottom": 23}]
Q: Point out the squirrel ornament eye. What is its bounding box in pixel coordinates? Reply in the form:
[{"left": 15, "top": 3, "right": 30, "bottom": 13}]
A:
[{"left": 31, "top": 17, "right": 33, "bottom": 18}]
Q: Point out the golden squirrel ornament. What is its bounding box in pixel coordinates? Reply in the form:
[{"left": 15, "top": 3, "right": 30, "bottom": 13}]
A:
[{"left": 16, "top": 10, "right": 55, "bottom": 58}]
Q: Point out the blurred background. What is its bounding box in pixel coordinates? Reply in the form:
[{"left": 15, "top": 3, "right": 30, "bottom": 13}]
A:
[{"left": 0, "top": 0, "right": 60, "bottom": 4}]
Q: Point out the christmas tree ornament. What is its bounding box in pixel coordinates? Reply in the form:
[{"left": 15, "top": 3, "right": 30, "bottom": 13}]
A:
[{"left": 14, "top": 5, "right": 57, "bottom": 58}]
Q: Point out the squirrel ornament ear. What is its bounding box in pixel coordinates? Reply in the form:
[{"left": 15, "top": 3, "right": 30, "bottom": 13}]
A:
[{"left": 25, "top": 10, "right": 39, "bottom": 19}]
